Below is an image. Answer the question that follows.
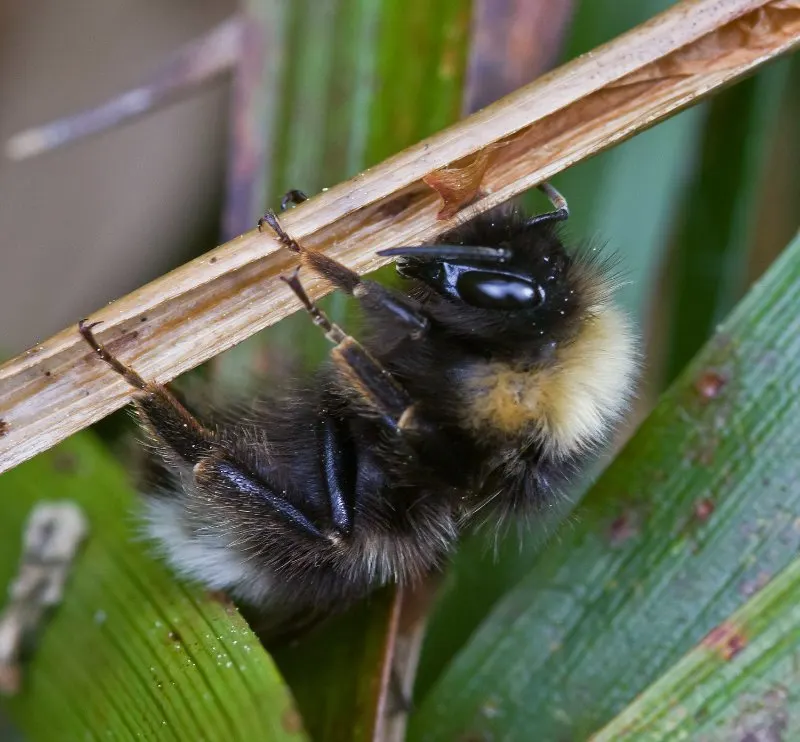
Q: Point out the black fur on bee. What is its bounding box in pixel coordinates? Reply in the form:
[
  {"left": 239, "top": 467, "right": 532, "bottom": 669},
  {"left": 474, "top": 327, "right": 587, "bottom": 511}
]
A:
[{"left": 78, "top": 183, "right": 636, "bottom": 635}]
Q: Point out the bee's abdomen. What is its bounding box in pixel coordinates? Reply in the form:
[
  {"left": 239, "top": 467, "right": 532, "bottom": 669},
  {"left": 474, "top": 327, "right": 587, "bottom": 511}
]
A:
[{"left": 140, "top": 390, "right": 457, "bottom": 621}]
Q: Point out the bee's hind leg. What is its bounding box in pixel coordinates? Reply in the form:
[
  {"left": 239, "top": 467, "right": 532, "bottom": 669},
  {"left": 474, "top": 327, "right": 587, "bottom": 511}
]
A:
[
  {"left": 78, "top": 320, "right": 217, "bottom": 463},
  {"left": 78, "top": 320, "right": 326, "bottom": 542},
  {"left": 260, "top": 208, "right": 429, "bottom": 340}
]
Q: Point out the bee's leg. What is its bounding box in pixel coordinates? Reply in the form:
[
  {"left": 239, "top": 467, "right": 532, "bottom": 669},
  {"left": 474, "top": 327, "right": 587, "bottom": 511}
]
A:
[
  {"left": 525, "top": 182, "right": 570, "bottom": 228},
  {"left": 281, "top": 271, "right": 414, "bottom": 434},
  {"left": 78, "top": 321, "right": 326, "bottom": 541},
  {"left": 78, "top": 320, "right": 217, "bottom": 463},
  {"left": 279, "top": 189, "right": 308, "bottom": 211},
  {"left": 260, "top": 210, "right": 429, "bottom": 339}
]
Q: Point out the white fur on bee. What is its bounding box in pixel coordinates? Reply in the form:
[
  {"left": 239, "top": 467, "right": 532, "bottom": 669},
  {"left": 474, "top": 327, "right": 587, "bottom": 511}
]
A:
[
  {"left": 143, "top": 498, "right": 274, "bottom": 604},
  {"left": 143, "top": 493, "right": 455, "bottom": 603}
]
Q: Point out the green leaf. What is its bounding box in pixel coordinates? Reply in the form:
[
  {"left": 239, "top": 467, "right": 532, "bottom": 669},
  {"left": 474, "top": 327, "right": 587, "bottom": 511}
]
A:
[
  {"left": 0, "top": 435, "right": 306, "bottom": 742},
  {"left": 592, "top": 554, "right": 800, "bottom": 740},
  {"left": 409, "top": 228, "right": 800, "bottom": 741}
]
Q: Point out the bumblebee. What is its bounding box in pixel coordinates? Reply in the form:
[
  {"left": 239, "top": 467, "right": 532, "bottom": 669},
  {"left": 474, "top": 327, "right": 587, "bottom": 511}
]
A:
[{"left": 78, "top": 184, "right": 636, "bottom": 633}]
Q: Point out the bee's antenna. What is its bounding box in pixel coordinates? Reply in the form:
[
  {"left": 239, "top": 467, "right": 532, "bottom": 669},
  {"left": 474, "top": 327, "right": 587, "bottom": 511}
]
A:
[
  {"left": 377, "top": 245, "right": 511, "bottom": 262},
  {"left": 380, "top": 183, "right": 569, "bottom": 262}
]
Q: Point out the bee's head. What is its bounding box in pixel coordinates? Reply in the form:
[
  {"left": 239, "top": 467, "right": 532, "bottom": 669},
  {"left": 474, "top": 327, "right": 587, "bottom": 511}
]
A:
[
  {"left": 379, "top": 206, "right": 607, "bottom": 354},
  {"left": 390, "top": 239, "right": 565, "bottom": 311}
]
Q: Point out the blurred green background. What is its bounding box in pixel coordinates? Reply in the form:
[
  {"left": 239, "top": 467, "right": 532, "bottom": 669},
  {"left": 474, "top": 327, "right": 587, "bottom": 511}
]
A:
[{"left": 1, "top": 0, "right": 798, "bottom": 740}]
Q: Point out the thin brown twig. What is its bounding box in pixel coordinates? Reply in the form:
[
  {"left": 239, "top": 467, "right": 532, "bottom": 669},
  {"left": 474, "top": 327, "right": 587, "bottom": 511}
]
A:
[
  {"left": 4, "top": 17, "right": 242, "bottom": 161},
  {"left": 0, "top": 0, "right": 798, "bottom": 475},
  {"left": 222, "top": 4, "right": 286, "bottom": 240}
]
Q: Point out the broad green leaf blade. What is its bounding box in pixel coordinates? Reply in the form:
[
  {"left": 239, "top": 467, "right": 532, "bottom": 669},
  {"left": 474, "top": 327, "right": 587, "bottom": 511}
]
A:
[
  {"left": 591, "top": 555, "right": 800, "bottom": 740},
  {"left": 416, "top": 0, "right": 706, "bottom": 700},
  {"left": 410, "top": 229, "right": 800, "bottom": 741},
  {"left": 0, "top": 436, "right": 306, "bottom": 742}
]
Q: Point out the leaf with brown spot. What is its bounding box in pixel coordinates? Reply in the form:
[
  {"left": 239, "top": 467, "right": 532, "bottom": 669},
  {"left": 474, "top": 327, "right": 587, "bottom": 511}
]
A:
[
  {"left": 702, "top": 621, "right": 748, "bottom": 661},
  {"left": 695, "top": 370, "right": 728, "bottom": 400},
  {"left": 608, "top": 510, "right": 641, "bottom": 546},
  {"left": 590, "top": 557, "right": 800, "bottom": 740},
  {"left": 693, "top": 498, "right": 716, "bottom": 522}
]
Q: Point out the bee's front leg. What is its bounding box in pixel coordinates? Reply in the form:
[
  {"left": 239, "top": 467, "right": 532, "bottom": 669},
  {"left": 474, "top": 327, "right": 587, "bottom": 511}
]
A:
[{"left": 260, "top": 208, "right": 429, "bottom": 340}]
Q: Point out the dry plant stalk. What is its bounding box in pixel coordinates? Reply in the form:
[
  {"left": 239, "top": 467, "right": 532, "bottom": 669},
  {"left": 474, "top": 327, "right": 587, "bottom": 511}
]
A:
[
  {"left": 5, "top": 18, "right": 243, "bottom": 161},
  {"left": 0, "top": 0, "right": 798, "bottom": 475},
  {"left": 0, "top": 502, "right": 88, "bottom": 694}
]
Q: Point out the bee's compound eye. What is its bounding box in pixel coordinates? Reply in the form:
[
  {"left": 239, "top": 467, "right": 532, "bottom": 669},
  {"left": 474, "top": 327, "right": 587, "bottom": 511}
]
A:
[{"left": 456, "top": 271, "right": 545, "bottom": 310}]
